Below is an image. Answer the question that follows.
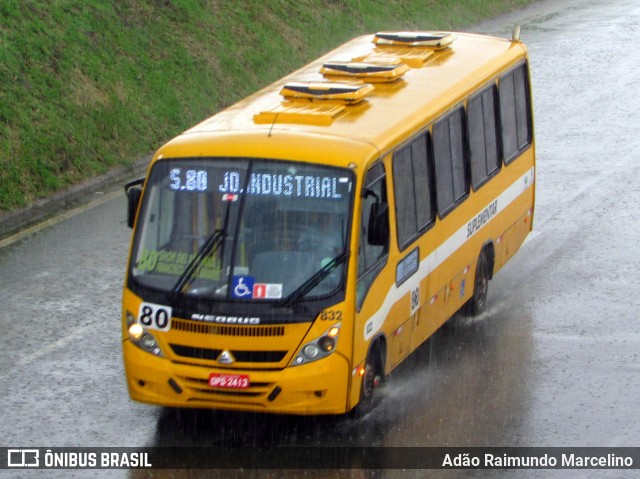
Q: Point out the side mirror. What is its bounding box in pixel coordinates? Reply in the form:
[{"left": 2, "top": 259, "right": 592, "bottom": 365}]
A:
[
  {"left": 124, "top": 178, "right": 144, "bottom": 229},
  {"left": 367, "top": 201, "right": 389, "bottom": 246}
]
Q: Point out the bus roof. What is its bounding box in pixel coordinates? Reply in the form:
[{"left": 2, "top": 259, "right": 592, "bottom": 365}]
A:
[{"left": 157, "top": 32, "right": 527, "bottom": 170}]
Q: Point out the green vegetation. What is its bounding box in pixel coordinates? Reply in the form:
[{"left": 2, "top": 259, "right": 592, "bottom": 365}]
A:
[{"left": 0, "top": 0, "right": 533, "bottom": 211}]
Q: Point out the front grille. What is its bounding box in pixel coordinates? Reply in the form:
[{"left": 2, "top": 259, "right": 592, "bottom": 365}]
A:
[
  {"left": 170, "top": 344, "right": 287, "bottom": 363},
  {"left": 171, "top": 344, "right": 221, "bottom": 361},
  {"left": 172, "top": 319, "right": 285, "bottom": 337}
]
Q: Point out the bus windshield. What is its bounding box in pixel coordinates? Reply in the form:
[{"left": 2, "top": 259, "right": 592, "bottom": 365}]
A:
[{"left": 130, "top": 158, "right": 354, "bottom": 302}]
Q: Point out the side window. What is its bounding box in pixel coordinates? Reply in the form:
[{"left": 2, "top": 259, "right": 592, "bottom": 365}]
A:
[
  {"left": 468, "top": 84, "right": 500, "bottom": 190},
  {"left": 450, "top": 111, "right": 466, "bottom": 201},
  {"left": 499, "top": 62, "right": 531, "bottom": 164},
  {"left": 357, "top": 163, "right": 389, "bottom": 308},
  {"left": 393, "top": 134, "right": 434, "bottom": 249},
  {"left": 433, "top": 108, "right": 468, "bottom": 217},
  {"left": 394, "top": 146, "right": 416, "bottom": 247},
  {"left": 412, "top": 135, "right": 433, "bottom": 230}
]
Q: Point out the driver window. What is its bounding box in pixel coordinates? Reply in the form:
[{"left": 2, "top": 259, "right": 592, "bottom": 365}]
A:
[{"left": 357, "top": 163, "right": 389, "bottom": 308}]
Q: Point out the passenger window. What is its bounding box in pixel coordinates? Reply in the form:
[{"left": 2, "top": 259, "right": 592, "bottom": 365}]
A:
[
  {"left": 357, "top": 164, "right": 389, "bottom": 308},
  {"left": 393, "top": 134, "right": 434, "bottom": 249},
  {"left": 412, "top": 135, "right": 433, "bottom": 231},
  {"left": 514, "top": 66, "right": 530, "bottom": 149},
  {"left": 468, "top": 85, "right": 500, "bottom": 189},
  {"left": 499, "top": 63, "right": 531, "bottom": 164},
  {"left": 433, "top": 108, "right": 468, "bottom": 217},
  {"left": 450, "top": 111, "right": 466, "bottom": 202},
  {"left": 394, "top": 146, "right": 416, "bottom": 247}
]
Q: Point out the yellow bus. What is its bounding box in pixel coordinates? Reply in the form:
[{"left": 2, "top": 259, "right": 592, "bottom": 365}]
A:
[{"left": 123, "top": 30, "right": 535, "bottom": 416}]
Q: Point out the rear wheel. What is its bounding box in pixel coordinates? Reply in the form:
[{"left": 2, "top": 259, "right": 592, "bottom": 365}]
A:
[{"left": 465, "top": 250, "right": 490, "bottom": 316}]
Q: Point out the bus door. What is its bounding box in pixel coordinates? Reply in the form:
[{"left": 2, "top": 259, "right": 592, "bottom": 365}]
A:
[{"left": 355, "top": 163, "right": 390, "bottom": 379}]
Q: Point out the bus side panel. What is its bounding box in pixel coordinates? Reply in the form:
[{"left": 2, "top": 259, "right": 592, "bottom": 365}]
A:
[
  {"left": 390, "top": 318, "right": 413, "bottom": 369},
  {"left": 411, "top": 286, "right": 448, "bottom": 350},
  {"left": 493, "top": 157, "right": 535, "bottom": 275},
  {"left": 494, "top": 202, "right": 534, "bottom": 274},
  {"left": 407, "top": 153, "right": 534, "bottom": 358}
]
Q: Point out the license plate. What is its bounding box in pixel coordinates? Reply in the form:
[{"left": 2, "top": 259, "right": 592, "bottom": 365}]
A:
[{"left": 208, "top": 373, "right": 250, "bottom": 389}]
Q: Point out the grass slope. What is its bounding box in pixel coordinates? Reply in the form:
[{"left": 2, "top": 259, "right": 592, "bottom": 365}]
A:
[{"left": 0, "top": 0, "right": 533, "bottom": 211}]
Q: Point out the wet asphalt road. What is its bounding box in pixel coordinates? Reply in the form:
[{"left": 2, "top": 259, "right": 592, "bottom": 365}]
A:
[{"left": 1, "top": 0, "right": 639, "bottom": 477}]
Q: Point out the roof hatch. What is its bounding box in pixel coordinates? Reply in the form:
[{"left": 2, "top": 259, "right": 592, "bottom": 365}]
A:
[
  {"left": 320, "top": 61, "right": 410, "bottom": 83},
  {"left": 279, "top": 81, "right": 374, "bottom": 103},
  {"left": 254, "top": 81, "right": 373, "bottom": 126},
  {"left": 373, "top": 31, "right": 455, "bottom": 49},
  {"left": 351, "top": 31, "right": 455, "bottom": 68}
]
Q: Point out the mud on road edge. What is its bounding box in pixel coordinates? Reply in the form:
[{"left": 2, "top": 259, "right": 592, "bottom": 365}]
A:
[{"left": 0, "top": 156, "right": 150, "bottom": 243}]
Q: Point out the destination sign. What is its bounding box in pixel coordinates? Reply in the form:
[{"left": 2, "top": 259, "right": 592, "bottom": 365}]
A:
[{"left": 218, "top": 171, "right": 351, "bottom": 200}]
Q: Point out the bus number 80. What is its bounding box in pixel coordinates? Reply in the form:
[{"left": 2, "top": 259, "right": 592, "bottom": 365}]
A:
[{"left": 137, "top": 302, "right": 172, "bottom": 331}]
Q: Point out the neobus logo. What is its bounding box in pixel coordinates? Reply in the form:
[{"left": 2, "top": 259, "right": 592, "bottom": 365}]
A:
[{"left": 191, "top": 314, "right": 261, "bottom": 325}]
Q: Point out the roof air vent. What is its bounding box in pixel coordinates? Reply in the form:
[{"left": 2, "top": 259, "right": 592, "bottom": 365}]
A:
[
  {"left": 373, "top": 31, "right": 455, "bottom": 49},
  {"left": 254, "top": 81, "right": 373, "bottom": 126},
  {"left": 320, "top": 61, "right": 410, "bottom": 82},
  {"left": 279, "top": 81, "right": 374, "bottom": 103}
]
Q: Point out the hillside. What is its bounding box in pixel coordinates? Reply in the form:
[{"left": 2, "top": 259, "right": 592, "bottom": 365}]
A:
[{"left": 0, "top": 0, "right": 533, "bottom": 211}]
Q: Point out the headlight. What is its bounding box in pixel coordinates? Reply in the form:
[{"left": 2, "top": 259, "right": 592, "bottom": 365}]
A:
[
  {"left": 291, "top": 323, "right": 341, "bottom": 367},
  {"left": 128, "top": 323, "right": 144, "bottom": 340},
  {"left": 125, "top": 310, "right": 163, "bottom": 357},
  {"left": 318, "top": 336, "right": 335, "bottom": 352},
  {"left": 303, "top": 344, "right": 320, "bottom": 359}
]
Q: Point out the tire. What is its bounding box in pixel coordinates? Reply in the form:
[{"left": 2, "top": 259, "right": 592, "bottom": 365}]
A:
[
  {"left": 350, "top": 344, "right": 383, "bottom": 418},
  {"left": 465, "top": 250, "right": 490, "bottom": 316}
]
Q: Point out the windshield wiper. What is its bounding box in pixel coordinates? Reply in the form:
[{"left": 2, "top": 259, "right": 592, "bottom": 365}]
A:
[
  {"left": 169, "top": 192, "right": 237, "bottom": 301},
  {"left": 277, "top": 251, "right": 349, "bottom": 308},
  {"left": 169, "top": 228, "right": 226, "bottom": 301}
]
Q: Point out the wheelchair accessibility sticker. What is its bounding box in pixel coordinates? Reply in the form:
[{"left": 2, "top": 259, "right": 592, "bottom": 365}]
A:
[
  {"left": 232, "top": 276, "right": 255, "bottom": 298},
  {"left": 231, "top": 276, "right": 283, "bottom": 299}
]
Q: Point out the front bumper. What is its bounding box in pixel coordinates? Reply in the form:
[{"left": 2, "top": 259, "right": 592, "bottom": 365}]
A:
[{"left": 123, "top": 339, "right": 351, "bottom": 415}]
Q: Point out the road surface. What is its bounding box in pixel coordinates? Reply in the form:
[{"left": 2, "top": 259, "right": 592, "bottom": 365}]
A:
[{"left": 1, "top": 0, "right": 639, "bottom": 477}]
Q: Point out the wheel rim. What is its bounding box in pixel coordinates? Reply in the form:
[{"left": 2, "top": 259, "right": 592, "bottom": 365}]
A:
[
  {"left": 474, "top": 255, "right": 488, "bottom": 308},
  {"left": 362, "top": 362, "right": 375, "bottom": 398}
]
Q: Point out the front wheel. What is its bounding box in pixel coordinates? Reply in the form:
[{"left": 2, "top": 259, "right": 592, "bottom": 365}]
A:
[
  {"left": 350, "top": 346, "right": 383, "bottom": 418},
  {"left": 465, "top": 250, "right": 490, "bottom": 316}
]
